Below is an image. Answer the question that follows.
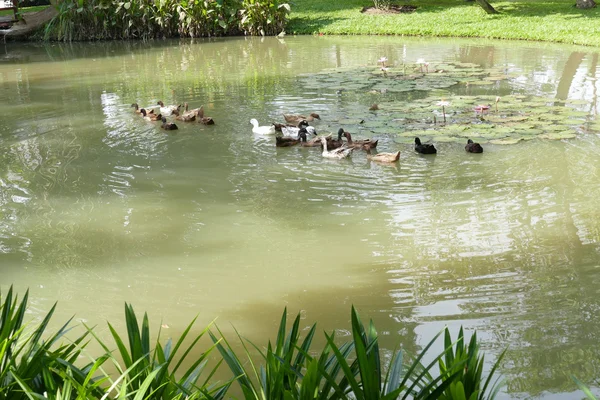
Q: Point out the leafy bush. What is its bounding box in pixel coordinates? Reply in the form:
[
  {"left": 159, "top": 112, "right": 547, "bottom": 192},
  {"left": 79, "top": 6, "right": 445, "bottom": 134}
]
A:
[{"left": 42, "top": 0, "right": 290, "bottom": 41}]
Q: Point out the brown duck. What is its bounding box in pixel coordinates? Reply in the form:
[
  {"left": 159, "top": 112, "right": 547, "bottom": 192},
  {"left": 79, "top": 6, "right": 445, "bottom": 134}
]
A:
[
  {"left": 343, "top": 131, "right": 378, "bottom": 149},
  {"left": 363, "top": 145, "right": 400, "bottom": 163},
  {"left": 161, "top": 117, "right": 178, "bottom": 130},
  {"left": 283, "top": 113, "right": 320, "bottom": 125}
]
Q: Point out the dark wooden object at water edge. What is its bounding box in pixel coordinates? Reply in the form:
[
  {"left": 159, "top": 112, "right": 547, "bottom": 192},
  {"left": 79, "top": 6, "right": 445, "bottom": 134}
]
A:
[
  {"left": 0, "top": 0, "right": 18, "bottom": 25},
  {"left": 0, "top": 5, "right": 57, "bottom": 39}
]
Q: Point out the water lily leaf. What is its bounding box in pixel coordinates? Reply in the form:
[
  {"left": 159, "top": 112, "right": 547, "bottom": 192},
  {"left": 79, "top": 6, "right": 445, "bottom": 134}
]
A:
[
  {"left": 485, "top": 115, "right": 528, "bottom": 123},
  {"left": 560, "top": 110, "right": 589, "bottom": 118},
  {"left": 490, "top": 138, "right": 523, "bottom": 145},
  {"left": 539, "top": 131, "right": 577, "bottom": 140},
  {"left": 468, "top": 80, "right": 495, "bottom": 86}
]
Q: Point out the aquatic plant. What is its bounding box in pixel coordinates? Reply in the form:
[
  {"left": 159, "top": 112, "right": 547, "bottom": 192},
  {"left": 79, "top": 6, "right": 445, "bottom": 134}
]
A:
[
  {"left": 0, "top": 286, "right": 91, "bottom": 399},
  {"left": 298, "top": 62, "right": 592, "bottom": 145}
]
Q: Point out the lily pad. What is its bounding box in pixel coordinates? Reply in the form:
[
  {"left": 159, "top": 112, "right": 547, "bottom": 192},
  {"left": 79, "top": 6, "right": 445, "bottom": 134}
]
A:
[
  {"left": 490, "top": 138, "right": 523, "bottom": 145},
  {"left": 538, "top": 131, "right": 577, "bottom": 140}
]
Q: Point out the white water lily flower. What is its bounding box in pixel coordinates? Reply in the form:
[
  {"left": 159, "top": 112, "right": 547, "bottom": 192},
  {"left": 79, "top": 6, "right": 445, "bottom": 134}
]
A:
[
  {"left": 436, "top": 100, "right": 450, "bottom": 107},
  {"left": 416, "top": 58, "right": 426, "bottom": 64},
  {"left": 378, "top": 57, "right": 388, "bottom": 64}
]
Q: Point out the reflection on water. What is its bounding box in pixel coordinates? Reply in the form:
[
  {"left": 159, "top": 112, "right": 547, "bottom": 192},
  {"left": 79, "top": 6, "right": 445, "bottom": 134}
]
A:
[{"left": 1, "top": 36, "right": 600, "bottom": 399}]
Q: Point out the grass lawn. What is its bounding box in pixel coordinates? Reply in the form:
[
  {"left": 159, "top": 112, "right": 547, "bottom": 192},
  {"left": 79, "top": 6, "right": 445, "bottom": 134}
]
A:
[
  {"left": 0, "top": 5, "right": 48, "bottom": 17},
  {"left": 286, "top": 0, "right": 600, "bottom": 47}
]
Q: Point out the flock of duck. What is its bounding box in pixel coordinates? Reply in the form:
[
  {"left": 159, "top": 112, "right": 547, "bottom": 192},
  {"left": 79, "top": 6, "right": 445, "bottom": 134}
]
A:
[
  {"left": 249, "top": 112, "right": 484, "bottom": 162},
  {"left": 131, "top": 101, "right": 215, "bottom": 130},
  {"left": 131, "top": 102, "right": 484, "bottom": 163}
]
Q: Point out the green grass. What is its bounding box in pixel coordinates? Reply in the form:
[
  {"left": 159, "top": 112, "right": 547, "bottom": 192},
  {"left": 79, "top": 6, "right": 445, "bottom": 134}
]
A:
[
  {"left": 286, "top": 0, "right": 600, "bottom": 47},
  {"left": 0, "top": 5, "right": 48, "bottom": 17}
]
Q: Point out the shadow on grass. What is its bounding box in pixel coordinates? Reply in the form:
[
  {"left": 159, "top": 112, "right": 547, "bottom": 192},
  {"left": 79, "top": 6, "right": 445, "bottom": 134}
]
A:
[{"left": 287, "top": 16, "right": 344, "bottom": 33}]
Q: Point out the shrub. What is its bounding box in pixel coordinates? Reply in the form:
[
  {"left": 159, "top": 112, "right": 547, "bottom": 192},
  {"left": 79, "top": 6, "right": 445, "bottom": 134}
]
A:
[{"left": 42, "top": 0, "right": 290, "bottom": 41}]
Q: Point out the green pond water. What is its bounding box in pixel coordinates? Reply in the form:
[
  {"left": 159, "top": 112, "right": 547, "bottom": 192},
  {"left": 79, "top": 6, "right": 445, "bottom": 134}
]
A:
[{"left": 1, "top": 36, "right": 600, "bottom": 398}]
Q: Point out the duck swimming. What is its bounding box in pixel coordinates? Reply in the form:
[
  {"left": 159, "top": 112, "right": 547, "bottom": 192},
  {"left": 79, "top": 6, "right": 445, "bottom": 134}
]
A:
[
  {"left": 283, "top": 113, "right": 320, "bottom": 125},
  {"left": 343, "top": 131, "right": 378, "bottom": 149},
  {"left": 176, "top": 103, "right": 197, "bottom": 122},
  {"left": 161, "top": 117, "right": 178, "bottom": 130},
  {"left": 363, "top": 145, "right": 400, "bottom": 163},
  {"left": 465, "top": 139, "right": 483, "bottom": 153},
  {"left": 157, "top": 101, "right": 180, "bottom": 117},
  {"left": 250, "top": 119, "right": 276, "bottom": 135},
  {"left": 141, "top": 109, "right": 161, "bottom": 121},
  {"left": 414, "top": 137, "right": 437, "bottom": 154},
  {"left": 298, "top": 130, "right": 324, "bottom": 147},
  {"left": 320, "top": 136, "right": 353, "bottom": 159},
  {"left": 281, "top": 120, "right": 317, "bottom": 137}
]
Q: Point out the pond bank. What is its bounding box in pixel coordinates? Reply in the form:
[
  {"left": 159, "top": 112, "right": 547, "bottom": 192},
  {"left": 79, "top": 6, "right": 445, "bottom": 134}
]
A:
[{"left": 286, "top": 0, "right": 600, "bottom": 48}]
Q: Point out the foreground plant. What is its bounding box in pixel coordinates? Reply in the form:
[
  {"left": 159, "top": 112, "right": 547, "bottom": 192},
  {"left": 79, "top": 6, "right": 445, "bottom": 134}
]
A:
[
  {"left": 0, "top": 286, "right": 507, "bottom": 400},
  {"left": 89, "top": 303, "right": 231, "bottom": 400},
  {"left": 0, "top": 286, "right": 92, "bottom": 399},
  {"left": 212, "top": 306, "right": 506, "bottom": 400}
]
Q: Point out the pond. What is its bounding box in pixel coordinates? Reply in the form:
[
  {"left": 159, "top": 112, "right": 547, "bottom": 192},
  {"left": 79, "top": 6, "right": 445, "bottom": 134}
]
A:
[{"left": 1, "top": 36, "right": 600, "bottom": 399}]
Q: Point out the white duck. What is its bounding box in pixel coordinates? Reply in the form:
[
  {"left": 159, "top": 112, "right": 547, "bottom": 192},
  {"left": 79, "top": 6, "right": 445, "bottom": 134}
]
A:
[
  {"left": 320, "top": 137, "right": 353, "bottom": 159},
  {"left": 250, "top": 119, "right": 276, "bottom": 135},
  {"left": 281, "top": 120, "right": 317, "bottom": 137},
  {"left": 157, "top": 101, "right": 180, "bottom": 117}
]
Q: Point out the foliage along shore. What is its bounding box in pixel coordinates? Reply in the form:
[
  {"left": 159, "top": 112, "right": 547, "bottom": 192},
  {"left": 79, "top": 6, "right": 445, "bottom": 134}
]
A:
[
  {"left": 10, "top": 0, "right": 600, "bottom": 46},
  {"left": 39, "top": 0, "right": 290, "bottom": 41},
  {"left": 286, "top": 0, "right": 600, "bottom": 48}
]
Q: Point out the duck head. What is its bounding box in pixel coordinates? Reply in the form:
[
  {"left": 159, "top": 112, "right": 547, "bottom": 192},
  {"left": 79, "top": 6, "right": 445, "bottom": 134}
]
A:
[
  {"left": 131, "top": 103, "right": 139, "bottom": 110},
  {"left": 415, "top": 137, "right": 422, "bottom": 146},
  {"left": 337, "top": 128, "right": 345, "bottom": 140},
  {"left": 157, "top": 101, "right": 165, "bottom": 106},
  {"left": 161, "top": 117, "right": 167, "bottom": 123},
  {"left": 310, "top": 113, "right": 321, "bottom": 120},
  {"left": 297, "top": 119, "right": 309, "bottom": 128},
  {"left": 467, "top": 139, "right": 474, "bottom": 144},
  {"left": 140, "top": 108, "right": 147, "bottom": 116},
  {"left": 250, "top": 118, "right": 259, "bottom": 127}
]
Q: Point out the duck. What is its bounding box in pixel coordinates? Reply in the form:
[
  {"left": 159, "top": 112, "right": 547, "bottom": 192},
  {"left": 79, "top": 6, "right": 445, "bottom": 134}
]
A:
[
  {"left": 283, "top": 113, "right": 321, "bottom": 125},
  {"left": 414, "top": 137, "right": 437, "bottom": 154},
  {"left": 363, "top": 145, "right": 400, "bottom": 163},
  {"left": 250, "top": 119, "right": 276, "bottom": 135},
  {"left": 275, "top": 135, "right": 301, "bottom": 147},
  {"left": 320, "top": 136, "right": 353, "bottom": 159},
  {"left": 140, "top": 109, "right": 161, "bottom": 121},
  {"left": 131, "top": 103, "right": 143, "bottom": 115},
  {"left": 465, "top": 139, "right": 483, "bottom": 153},
  {"left": 298, "top": 130, "right": 325, "bottom": 147},
  {"left": 193, "top": 105, "right": 215, "bottom": 125},
  {"left": 273, "top": 122, "right": 295, "bottom": 132},
  {"left": 176, "top": 102, "right": 197, "bottom": 122},
  {"left": 343, "top": 131, "right": 378, "bottom": 149},
  {"left": 157, "top": 101, "right": 181, "bottom": 117},
  {"left": 161, "top": 117, "right": 178, "bottom": 130},
  {"left": 281, "top": 120, "right": 317, "bottom": 137},
  {"left": 324, "top": 128, "right": 345, "bottom": 150}
]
